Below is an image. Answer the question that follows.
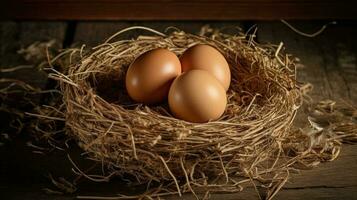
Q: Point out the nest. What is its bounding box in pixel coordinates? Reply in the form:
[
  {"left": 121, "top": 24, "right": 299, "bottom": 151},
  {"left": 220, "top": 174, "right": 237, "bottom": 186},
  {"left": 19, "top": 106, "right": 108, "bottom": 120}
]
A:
[{"left": 36, "top": 26, "right": 356, "bottom": 199}]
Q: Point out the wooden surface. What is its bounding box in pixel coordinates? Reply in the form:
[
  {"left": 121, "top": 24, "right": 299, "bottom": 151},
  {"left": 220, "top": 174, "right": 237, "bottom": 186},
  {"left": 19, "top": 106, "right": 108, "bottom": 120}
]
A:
[
  {"left": 2, "top": 0, "right": 357, "bottom": 20},
  {"left": 1, "top": 21, "right": 357, "bottom": 200}
]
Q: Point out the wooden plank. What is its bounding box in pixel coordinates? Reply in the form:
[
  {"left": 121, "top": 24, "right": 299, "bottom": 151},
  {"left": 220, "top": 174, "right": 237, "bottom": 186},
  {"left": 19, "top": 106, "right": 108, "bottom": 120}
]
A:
[
  {"left": 0, "top": 21, "right": 67, "bottom": 67},
  {"left": 285, "top": 145, "right": 357, "bottom": 188},
  {"left": 0, "top": 21, "right": 67, "bottom": 192},
  {"left": 73, "top": 21, "right": 244, "bottom": 46},
  {"left": 256, "top": 21, "right": 357, "bottom": 102},
  {"left": 256, "top": 21, "right": 357, "bottom": 199},
  {"left": 2, "top": 0, "right": 357, "bottom": 20},
  {"left": 2, "top": 143, "right": 356, "bottom": 200},
  {"left": 274, "top": 145, "right": 357, "bottom": 200},
  {"left": 72, "top": 22, "right": 132, "bottom": 46},
  {"left": 0, "top": 21, "right": 67, "bottom": 104},
  {"left": 1, "top": 21, "right": 357, "bottom": 200}
]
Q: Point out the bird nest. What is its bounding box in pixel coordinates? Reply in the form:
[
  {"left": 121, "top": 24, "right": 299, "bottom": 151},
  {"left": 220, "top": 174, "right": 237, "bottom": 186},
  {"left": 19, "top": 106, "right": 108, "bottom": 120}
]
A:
[{"left": 36, "top": 26, "right": 351, "bottom": 199}]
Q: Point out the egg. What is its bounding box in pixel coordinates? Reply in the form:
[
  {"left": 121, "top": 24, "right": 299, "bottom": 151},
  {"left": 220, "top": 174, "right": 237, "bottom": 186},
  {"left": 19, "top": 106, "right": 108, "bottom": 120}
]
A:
[
  {"left": 180, "top": 44, "right": 231, "bottom": 91},
  {"left": 126, "top": 48, "right": 181, "bottom": 104},
  {"left": 168, "top": 70, "right": 227, "bottom": 123}
]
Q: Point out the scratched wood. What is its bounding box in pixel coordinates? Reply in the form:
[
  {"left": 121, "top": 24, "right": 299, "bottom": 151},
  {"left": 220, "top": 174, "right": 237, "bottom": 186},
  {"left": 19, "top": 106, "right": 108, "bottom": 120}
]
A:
[
  {"left": 0, "top": 21, "right": 357, "bottom": 200},
  {"left": 255, "top": 21, "right": 357, "bottom": 199}
]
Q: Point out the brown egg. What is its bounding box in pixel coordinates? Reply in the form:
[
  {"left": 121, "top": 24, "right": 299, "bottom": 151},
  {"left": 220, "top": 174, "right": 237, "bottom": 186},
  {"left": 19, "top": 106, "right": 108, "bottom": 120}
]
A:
[
  {"left": 126, "top": 48, "right": 181, "bottom": 104},
  {"left": 168, "top": 70, "right": 227, "bottom": 123},
  {"left": 180, "top": 44, "right": 231, "bottom": 91}
]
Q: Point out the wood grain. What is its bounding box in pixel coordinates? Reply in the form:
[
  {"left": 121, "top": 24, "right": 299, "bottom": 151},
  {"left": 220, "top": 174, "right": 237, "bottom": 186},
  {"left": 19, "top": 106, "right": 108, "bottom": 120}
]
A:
[
  {"left": 256, "top": 21, "right": 357, "bottom": 199},
  {"left": 2, "top": 0, "right": 357, "bottom": 20},
  {"left": 72, "top": 21, "right": 244, "bottom": 46},
  {"left": 256, "top": 21, "right": 357, "bottom": 103},
  {"left": 0, "top": 21, "right": 357, "bottom": 200}
]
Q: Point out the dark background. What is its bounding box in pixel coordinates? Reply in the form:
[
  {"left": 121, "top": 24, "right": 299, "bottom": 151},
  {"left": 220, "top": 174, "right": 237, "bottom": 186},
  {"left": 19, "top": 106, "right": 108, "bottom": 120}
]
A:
[{"left": 1, "top": 0, "right": 357, "bottom": 199}]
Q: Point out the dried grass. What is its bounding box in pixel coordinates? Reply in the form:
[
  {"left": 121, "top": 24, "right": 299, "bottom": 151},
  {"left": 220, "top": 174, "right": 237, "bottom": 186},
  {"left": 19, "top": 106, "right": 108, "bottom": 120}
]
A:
[{"left": 30, "top": 26, "right": 357, "bottom": 199}]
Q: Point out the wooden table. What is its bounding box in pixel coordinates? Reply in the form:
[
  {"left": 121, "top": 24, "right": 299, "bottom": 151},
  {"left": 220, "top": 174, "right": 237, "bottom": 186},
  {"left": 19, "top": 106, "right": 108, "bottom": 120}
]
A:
[{"left": 1, "top": 21, "right": 357, "bottom": 199}]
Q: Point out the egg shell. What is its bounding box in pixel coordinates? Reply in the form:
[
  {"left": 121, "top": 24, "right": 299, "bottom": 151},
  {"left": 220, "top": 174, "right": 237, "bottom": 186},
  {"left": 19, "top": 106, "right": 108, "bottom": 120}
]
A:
[
  {"left": 180, "top": 44, "right": 231, "bottom": 91},
  {"left": 168, "top": 69, "right": 227, "bottom": 123},
  {"left": 126, "top": 48, "right": 181, "bottom": 104}
]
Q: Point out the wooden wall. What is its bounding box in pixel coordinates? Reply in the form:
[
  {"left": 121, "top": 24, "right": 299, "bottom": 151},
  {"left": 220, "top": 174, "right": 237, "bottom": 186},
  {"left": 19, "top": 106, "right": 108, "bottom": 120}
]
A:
[{"left": 2, "top": 0, "right": 357, "bottom": 20}]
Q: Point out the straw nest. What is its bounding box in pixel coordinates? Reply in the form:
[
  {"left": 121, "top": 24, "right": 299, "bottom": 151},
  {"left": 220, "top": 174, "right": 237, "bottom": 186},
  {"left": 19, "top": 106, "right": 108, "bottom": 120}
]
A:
[{"left": 40, "top": 26, "right": 352, "bottom": 199}]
